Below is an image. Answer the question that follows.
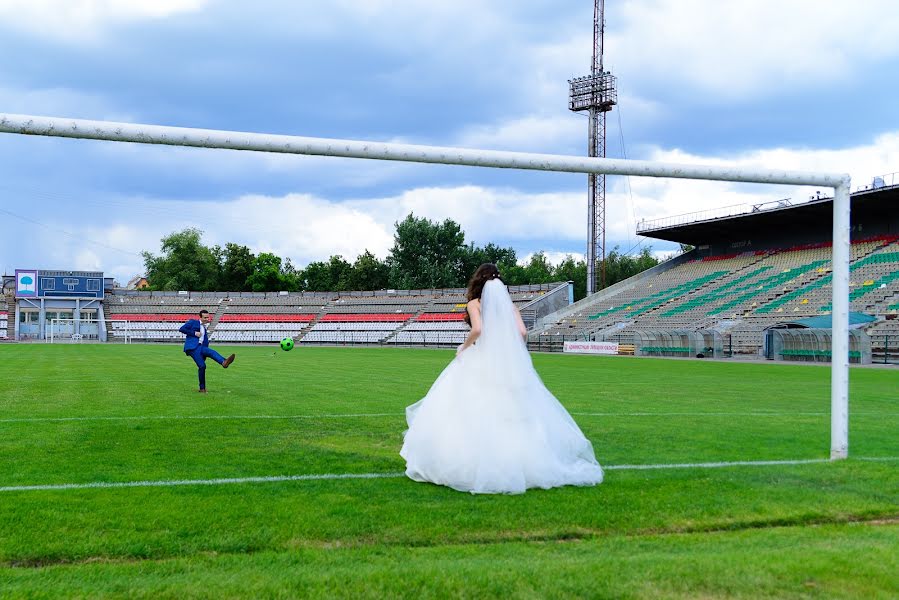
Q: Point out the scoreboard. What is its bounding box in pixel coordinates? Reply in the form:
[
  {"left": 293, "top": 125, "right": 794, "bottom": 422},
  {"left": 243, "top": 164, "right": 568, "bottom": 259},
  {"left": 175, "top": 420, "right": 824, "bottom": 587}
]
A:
[{"left": 16, "top": 269, "right": 104, "bottom": 299}]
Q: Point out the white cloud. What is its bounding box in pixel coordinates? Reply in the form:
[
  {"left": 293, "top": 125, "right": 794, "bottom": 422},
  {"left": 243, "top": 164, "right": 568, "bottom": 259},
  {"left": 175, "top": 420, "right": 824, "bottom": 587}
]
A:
[
  {"left": 70, "top": 193, "right": 396, "bottom": 282},
  {"left": 11, "top": 184, "right": 587, "bottom": 283},
  {"left": 74, "top": 249, "right": 102, "bottom": 272},
  {"left": 652, "top": 249, "right": 679, "bottom": 262},
  {"left": 0, "top": 85, "right": 135, "bottom": 121},
  {"left": 453, "top": 114, "right": 583, "bottom": 153},
  {"left": 0, "top": 0, "right": 210, "bottom": 42},
  {"left": 345, "top": 186, "right": 587, "bottom": 245},
  {"left": 636, "top": 131, "right": 899, "bottom": 220},
  {"left": 607, "top": 0, "right": 899, "bottom": 98},
  {"left": 518, "top": 250, "right": 581, "bottom": 267}
]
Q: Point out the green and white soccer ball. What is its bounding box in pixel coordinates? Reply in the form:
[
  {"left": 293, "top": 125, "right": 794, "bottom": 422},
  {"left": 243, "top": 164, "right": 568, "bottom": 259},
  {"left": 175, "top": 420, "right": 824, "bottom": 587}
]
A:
[{"left": 280, "top": 337, "right": 295, "bottom": 351}]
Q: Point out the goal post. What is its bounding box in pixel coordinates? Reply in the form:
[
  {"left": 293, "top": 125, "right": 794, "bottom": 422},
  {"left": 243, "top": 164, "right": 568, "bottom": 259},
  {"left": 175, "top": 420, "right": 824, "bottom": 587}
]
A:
[
  {"left": 47, "top": 318, "right": 132, "bottom": 344},
  {"left": 0, "top": 113, "right": 851, "bottom": 459}
]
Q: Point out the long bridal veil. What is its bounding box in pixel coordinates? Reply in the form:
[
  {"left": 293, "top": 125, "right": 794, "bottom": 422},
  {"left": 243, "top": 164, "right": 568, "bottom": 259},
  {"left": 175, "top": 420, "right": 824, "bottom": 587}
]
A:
[{"left": 401, "top": 279, "right": 603, "bottom": 494}]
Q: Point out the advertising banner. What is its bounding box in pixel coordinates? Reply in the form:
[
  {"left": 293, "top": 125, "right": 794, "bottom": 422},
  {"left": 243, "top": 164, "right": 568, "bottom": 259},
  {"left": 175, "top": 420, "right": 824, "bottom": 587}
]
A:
[{"left": 563, "top": 341, "right": 620, "bottom": 355}]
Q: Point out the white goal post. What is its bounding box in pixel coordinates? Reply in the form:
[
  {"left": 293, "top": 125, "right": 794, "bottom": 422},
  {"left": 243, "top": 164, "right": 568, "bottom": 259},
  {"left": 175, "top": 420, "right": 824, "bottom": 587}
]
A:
[
  {"left": 48, "top": 318, "right": 132, "bottom": 344},
  {"left": 0, "top": 113, "right": 851, "bottom": 460}
]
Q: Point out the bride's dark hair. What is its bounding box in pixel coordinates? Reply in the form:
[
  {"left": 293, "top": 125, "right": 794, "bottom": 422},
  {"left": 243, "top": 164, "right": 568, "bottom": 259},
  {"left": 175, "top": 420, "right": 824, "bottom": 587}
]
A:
[{"left": 464, "top": 263, "right": 502, "bottom": 325}]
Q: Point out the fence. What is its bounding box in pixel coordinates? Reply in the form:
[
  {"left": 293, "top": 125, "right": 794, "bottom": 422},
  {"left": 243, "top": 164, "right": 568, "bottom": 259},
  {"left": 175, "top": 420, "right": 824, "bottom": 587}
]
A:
[{"left": 869, "top": 333, "right": 899, "bottom": 364}]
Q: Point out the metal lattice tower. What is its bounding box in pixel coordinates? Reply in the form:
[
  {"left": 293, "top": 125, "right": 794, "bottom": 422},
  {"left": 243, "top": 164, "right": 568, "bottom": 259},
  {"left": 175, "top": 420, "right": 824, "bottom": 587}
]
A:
[{"left": 569, "top": 0, "right": 617, "bottom": 294}]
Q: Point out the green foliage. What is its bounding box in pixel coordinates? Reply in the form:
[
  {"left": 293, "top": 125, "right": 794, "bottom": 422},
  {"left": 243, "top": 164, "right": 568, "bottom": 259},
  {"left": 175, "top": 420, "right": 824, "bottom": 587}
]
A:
[
  {"left": 279, "top": 258, "right": 304, "bottom": 292},
  {"left": 348, "top": 250, "right": 390, "bottom": 291},
  {"left": 245, "top": 252, "right": 285, "bottom": 292},
  {"left": 142, "top": 228, "right": 220, "bottom": 291},
  {"left": 302, "top": 260, "right": 331, "bottom": 292},
  {"left": 522, "top": 251, "right": 555, "bottom": 284},
  {"left": 460, "top": 242, "right": 518, "bottom": 286},
  {"left": 602, "top": 246, "right": 661, "bottom": 288},
  {"left": 139, "top": 216, "right": 661, "bottom": 295},
  {"left": 553, "top": 255, "right": 588, "bottom": 301},
  {"left": 218, "top": 242, "right": 256, "bottom": 292},
  {"left": 387, "top": 213, "right": 467, "bottom": 289}
]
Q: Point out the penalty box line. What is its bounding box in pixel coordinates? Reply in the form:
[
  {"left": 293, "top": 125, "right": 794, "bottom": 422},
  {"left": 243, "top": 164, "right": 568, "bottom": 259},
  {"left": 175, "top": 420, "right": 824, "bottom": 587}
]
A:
[{"left": 3, "top": 457, "right": 897, "bottom": 493}]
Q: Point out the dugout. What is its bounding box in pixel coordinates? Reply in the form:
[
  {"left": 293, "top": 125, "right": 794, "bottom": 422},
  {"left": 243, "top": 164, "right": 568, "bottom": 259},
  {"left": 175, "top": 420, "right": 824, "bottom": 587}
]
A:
[{"left": 763, "top": 312, "right": 875, "bottom": 364}]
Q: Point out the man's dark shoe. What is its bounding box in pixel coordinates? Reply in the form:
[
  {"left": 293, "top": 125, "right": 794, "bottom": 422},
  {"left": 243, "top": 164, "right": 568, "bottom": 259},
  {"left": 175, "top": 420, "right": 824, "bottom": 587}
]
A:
[
  {"left": 222, "top": 354, "right": 236, "bottom": 369},
  {"left": 198, "top": 389, "right": 208, "bottom": 394}
]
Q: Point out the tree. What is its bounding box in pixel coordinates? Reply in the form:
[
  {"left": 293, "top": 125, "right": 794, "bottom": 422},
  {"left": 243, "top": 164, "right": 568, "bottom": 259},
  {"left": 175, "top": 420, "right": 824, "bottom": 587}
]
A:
[
  {"left": 219, "top": 242, "right": 256, "bottom": 291},
  {"left": 600, "top": 246, "right": 660, "bottom": 289},
  {"left": 460, "top": 242, "right": 517, "bottom": 285},
  {"left": 280, "top": 258, "right": 304, "bottom": 292},
  {"left": 327, "top": 255, "right": 354, "bottom": 291},
  {"left": 245, "top": 252, "right": 285, "bottom": 292},
  {"left": 387, "top": 213, "right": 467, "bottom": 289},
  {"left": 497, "top": 260, "right": 528, "bottom": 286},
  {"left": 299, "top": 256, "right": 353, "bottom": 291},
  {"left": 348, "top": 250, "right": 389, "bottom": 291},
  {"left": 142, "top": 228, "right": 220, "bottom": 291},
  {"left": 552, "top": 255, "right": 588, "bottom": 301},
  {"left": 303, "top": 260, "right": 331, "bottom": 292},
  {"left": 522, "top": 251, "right": 555, "bottom": 284}
]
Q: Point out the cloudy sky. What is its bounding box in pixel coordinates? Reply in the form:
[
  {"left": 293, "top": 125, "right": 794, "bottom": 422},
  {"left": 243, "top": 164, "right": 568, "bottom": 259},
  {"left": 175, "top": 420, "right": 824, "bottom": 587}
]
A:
[{"left": 1, "top": 0, "right": 898, "bottom": 284}]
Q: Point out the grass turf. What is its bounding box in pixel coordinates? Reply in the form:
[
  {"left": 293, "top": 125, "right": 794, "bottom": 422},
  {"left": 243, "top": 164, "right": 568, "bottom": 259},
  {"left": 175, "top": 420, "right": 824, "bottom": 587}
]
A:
[{"left": 0, "top": 344, "right": 896, "bottom": 598}]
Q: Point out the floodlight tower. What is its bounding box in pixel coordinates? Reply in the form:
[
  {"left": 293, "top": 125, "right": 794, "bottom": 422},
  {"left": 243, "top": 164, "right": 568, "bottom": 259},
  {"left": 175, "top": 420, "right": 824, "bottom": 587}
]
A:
[{"left": 569, "top": 0, "right": 617, "bottom": 294}]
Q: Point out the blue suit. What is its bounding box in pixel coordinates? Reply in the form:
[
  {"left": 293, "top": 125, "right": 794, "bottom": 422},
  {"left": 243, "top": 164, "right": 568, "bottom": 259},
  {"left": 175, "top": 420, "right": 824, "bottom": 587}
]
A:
[{"left": 179, "top": 319, "right": 225, "bottom": 390}]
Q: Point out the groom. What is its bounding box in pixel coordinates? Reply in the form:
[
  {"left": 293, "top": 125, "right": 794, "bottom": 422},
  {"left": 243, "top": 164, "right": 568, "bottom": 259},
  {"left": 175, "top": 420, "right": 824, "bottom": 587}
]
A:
[{"left": 179, "top": 309, "right": 235, "bottom": 393}]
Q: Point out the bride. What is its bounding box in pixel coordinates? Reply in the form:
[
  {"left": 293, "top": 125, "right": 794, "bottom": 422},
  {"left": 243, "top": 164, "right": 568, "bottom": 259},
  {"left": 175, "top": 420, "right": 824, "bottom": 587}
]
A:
[{"left": 400, "top": 263, "right": 604, "bottom": 494}]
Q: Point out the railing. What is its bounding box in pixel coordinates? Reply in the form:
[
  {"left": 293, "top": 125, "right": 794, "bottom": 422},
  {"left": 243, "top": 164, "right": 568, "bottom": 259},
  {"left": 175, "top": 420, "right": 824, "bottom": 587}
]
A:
[
  {"left": 870, "top": 334, "right": 899, "bottom": 364},
  {"left": 855, "top": 172, "right": 899, "bottom": 193},
  {"left": 637, "top": 198, "right": 797, "bottom": 233},
  {"left": 638, "top": 173, "right": 898, "bottom": 234}
]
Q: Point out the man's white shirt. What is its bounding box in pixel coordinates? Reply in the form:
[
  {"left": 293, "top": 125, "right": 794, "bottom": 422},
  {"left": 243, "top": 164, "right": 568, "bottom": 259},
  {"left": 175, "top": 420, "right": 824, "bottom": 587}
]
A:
[{"left": 200, "top": 322, "right": 207, "bottom": 343}]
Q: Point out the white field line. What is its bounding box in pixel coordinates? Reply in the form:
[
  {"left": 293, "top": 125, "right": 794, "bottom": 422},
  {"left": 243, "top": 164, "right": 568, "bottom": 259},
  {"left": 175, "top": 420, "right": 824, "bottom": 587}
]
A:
[
  {"left": 0, "top": 414, "right": 401, "bottom": 423},
  {"left": 572, "top": 412, "right": 896, "bottom": 417},
  {"left": 2, "top": 457, "right": 897, "bottom": 493},
  {"left": 1, "top": 411, "right": 894, "bottom": 424},
  {"left": 0, "top": 472, "right": 402, "bottom": 492}
]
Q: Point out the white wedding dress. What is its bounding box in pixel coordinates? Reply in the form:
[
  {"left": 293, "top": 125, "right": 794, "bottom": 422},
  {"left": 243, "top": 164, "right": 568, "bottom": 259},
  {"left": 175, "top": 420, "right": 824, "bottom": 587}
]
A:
[{"left": 400, "top": 279, "right": 603, "bottom": 494}]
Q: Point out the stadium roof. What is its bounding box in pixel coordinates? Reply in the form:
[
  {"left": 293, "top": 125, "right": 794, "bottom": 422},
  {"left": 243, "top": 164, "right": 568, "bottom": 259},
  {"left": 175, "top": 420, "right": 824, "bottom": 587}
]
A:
[
  {"left": 769, "top": 312, "right": 877, "bottom": 330},
  {"left": 637, "top": 185, "right": 899, "bottom": 246}
]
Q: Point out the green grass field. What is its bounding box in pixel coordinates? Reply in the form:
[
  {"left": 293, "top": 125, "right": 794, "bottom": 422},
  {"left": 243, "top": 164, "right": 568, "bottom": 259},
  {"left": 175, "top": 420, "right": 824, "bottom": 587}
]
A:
[{"left": 0, "top": 344, "right": 896, "bottom": 598}]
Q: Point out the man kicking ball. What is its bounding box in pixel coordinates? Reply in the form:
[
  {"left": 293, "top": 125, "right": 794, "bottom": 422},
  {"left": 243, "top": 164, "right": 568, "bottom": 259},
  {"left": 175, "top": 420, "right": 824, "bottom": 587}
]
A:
[{"left": 179, "top": 309, "right": 235, "bottom": 393}]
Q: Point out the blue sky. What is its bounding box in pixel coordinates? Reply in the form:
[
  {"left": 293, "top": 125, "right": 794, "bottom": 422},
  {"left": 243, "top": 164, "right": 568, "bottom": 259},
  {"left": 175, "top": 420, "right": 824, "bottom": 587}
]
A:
[{"left": 1, "top": 0, "right": 898, "bottom": 284}]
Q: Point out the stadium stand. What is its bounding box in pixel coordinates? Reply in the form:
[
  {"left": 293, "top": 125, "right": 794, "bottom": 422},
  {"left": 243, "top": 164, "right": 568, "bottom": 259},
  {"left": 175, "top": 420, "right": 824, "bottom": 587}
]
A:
[
  {"left": 104, "top": 293, "right": 225, "bottom": 342},
  {"left": 212, "top": 293, "right": 327, "bottom": 342},
  {"left": 534, "top": 237, "right": 899, "bottom": 356},
  {"left": 386, "top": 286, "right": 559, "bottom": 347},
  {"left": 98, "top": 283, "right": 567, "bottom": 347},
  {"left": 532, "top": 182, "right": 899, "bottom": 362}
]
